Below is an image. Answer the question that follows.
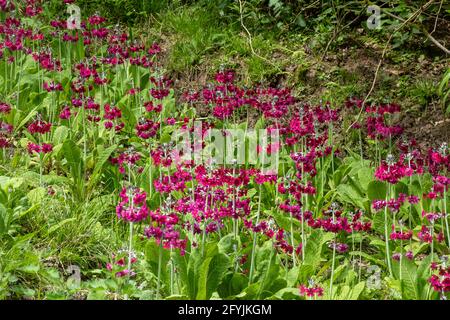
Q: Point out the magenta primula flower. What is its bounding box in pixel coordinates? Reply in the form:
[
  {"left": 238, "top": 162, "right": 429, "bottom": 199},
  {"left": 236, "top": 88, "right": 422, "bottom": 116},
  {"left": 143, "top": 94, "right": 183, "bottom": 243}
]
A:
[
  {"left": 299, "top": 280, "right": 324, "bottom": 298},
  {"left": 429, "top": 258, "right": 450, "bottom": 296},
  {"left": 88, "top": 14, "right": 106, "bottom": 26},
  {"left": 0, "top": 121, "right": 13, "bottom": 148},
  {"left": 110, "top": 148, "right": 142, "bottom": 174},
  {"left": 390, "top": 229, "right": 413, "bottom": 241},
  {"left": 0, "top": 101, "right": 11, "bottom": 114},
  {"left": 375, "top": 155, "right": 415, "bottom": 184},
  {"left": 405, "top": 251, "right": 414, "bottom": 260},
  {"left": 136, "top": 118, "right": 159, "bottom": 139},
  {"left": 418, "top": 225, "right": 433, "bottom": 243},
  {"left": 43, "top": 81, "right": 63, "bottom": 92},
  {"left": 329, "top": 241, "right": 349, "bottom": 253},
  {"left": 106, "top": 252, "right": 138, "bottom": 278},
  {"left": 28, "top": 117, "right": 52, "bottom": 135},
  {"left": 27, "top": 142, "right": 53, "bottom": 154},
  {"left": 59, "top": 106, "right": 73, "bottom": 120},
  {"left": 116, "top": 187, "right": 149, "bottom": 223}
]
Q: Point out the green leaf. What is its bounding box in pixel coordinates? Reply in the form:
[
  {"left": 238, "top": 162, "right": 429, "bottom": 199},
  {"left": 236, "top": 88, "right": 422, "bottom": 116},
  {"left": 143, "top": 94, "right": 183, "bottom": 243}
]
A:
[
  {"left": 400, "top": 258, "right": 419, "bottom": 300},
  {"left": 0, "top": 203, "right": 8, "bottom": 236},
  {"left": 367, "top": 180, "right": 387, "bottom": 201},
  {"left": 47, "top": 218, "right": 77, "bottom": 235},
  {"left": 197, "top": 252, "right": 230, "bottom": 300},
  {"left": 18, "top": 263, "right": 40, "bottom": 273},
  {"left": 15, "top": 106, "right": 39, "bottom": 131},
  {"left": 270, "top": 287, "right": 301, "bottom": 300},
  {"left": 217, "top": 272, "right": 248, "bottom": 298},
  {"left": 62, "top": 140, "right": 84, "bottom": 198},
  {"left": 338, "top": 285, "right": 351, "bottom": 299},
  {"left": 297, "top": 264, "right": 315, "bottom": 283},
  {"left": 304, "top": 230, "right": 333, "bottom": 269},
  {"left": 87, "top": 144, "right": 117, "bottom": 193},
  {"left": 394, "top": 182, "right": 408, "bottom": 198},
  {"left": 62, "top": 140, "right": 83, "bottom": 175},
  {"left": 53, "top": 125, "right": 69, "bottom": 145},
  {"left": 87, "top": 288, "right": 107, "bottom": 300},
  {"left": 349, "top": 281, "right": 365, "bottom": 300},
  {"left": 218, "top": 233, "right": 240, "bottom": 254},
  {"left": 336, "top": 184, "right": 365, "bottom": 208},
  {"left": 296, "top": 15, "right": 306, "bottom": 27},
  {"left": 27, "top": 187, "right": 46, "bottom": 205}
]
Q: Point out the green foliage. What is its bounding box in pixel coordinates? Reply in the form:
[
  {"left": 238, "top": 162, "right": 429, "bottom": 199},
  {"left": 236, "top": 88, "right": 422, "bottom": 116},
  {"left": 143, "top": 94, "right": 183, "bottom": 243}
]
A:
[
  {"left": 438, "top": 68, "right": 450, "bottom": 113},
  {"left": 0, "top": 0, "right": 448, "bottom": 302}
]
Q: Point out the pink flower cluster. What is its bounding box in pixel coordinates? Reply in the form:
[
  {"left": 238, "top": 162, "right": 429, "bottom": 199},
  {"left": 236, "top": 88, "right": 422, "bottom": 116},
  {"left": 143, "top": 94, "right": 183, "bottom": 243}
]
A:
[
  {"left": 27, "top": 142, "right": 53, "bottom": 154},
  {"left": 106, "top": 253, "right": 137, "bottom": 278},
  {"left": 372, "top": 194, "right": 419, "bottom": 212},
  {"left": 116, "top": 187, "right": 149, "bottom": 222},
  {"left": 429, "top": 260, "right": 450, "bottom": 294},
  {"left": 299, "top": 282, "right": 324, "bottom": 298}
]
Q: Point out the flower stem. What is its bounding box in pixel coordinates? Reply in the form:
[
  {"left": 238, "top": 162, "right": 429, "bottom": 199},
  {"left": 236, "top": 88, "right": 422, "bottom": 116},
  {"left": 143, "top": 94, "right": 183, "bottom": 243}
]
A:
[
  {"left": 384, "top": 183, "right": 393, "bottom": 277},
  {"left": 329, "top": 214, "right": 336, "bottom": 299},
  {"left": 329, "top": 241, "right": 336, "bottom": 300},
  {"left": 124, "top": 221, "right": 133, "bottom": 300},
  {"left": 249, "top": 184, "right": 262, "bottom": 284},
  {"left": 156, "top": 240, "right": 163, "bottom": 299},
  {"left": 444, "top": 188, "right": 449, "bottom": 247}
]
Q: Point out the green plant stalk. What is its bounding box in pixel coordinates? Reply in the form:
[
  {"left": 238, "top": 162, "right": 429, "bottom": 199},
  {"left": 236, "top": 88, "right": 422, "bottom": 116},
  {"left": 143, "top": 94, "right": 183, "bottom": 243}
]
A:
[
  {"left": 232, "top": 165, "right": 237, "bottom": 241},
  {"left": 37, "top": 42, "right": 42, "bottom": 93},
  {"left": 358, "top": 236, "right": 363, "bottom": 282},
  {"left": 50, "top": 92, "right": 56, "bottom": 141},
  {"left": 375, "top": 137, "right": 379, "bottom": 166},
  {"left": 300, "top": 211, "right": 305, "bottom": 262},
  {"left": 384, "top": 183, "right": 393, "bottom": 276},
  {"left": 170, "top": 249, "right": 174, "bottom": 296},
  {"left": 300, "top": 137, "right": 307, "bottom": 257},
  {"left": 16, "top": 51, "right": 22, "bottom": 111},
  {"left": 329, "top": 242, "right": 336, "bottom": 300},
  {"left": 82, "top": 101, "right": 87, "bottom": 166},
  {"left": 58, "top": 36, "right": 62, "bottom": 83},
  {"left": 351, "top": 228, "right": 355, "bottom": 275},
  {"left": 39, "top": 135, "right": 43, "bottom": 187},
  {"left": 249, "top": 184, "right": 262, "bottom": 284},
  {"left": 399, "top": 238, "right": 403, "bottom": 281},
  {"left": 430, "top": 224, "right": 434, "bottom": 262},
  {"left": 11, "top": 51, "right": 14, "bottom": 93},
  {"left": 124, "top": 221, "right": 134, "bottom": 300},
  {"left": 320, "top": 157, "right": 324, "bottom": 216},
  {"left": 149, "top": 157, "right": 153, "bottom": 199},
  {"left": 329, "top": 211, "right": 336, "bottom": 299},
  {"left": 444, "top": 188, "right": 449, "bottom": 247},
  {"left": 156, "top": 240, "right": 163, "bottom": 299},
  {"left": 4, "top": 53, "right": 7, "bottom": 94},
  {"left": 39, "top": 152, "right": 43, "bottom": 187},
  {"left": 329, "top": 124, "right": 335, "bottom": 175},
  {"left": 124, "top": 172, "right": 135, "bottom": 300},
  {"left": 408, "top": 159, "right": 413, "bottom": 247},
  {"left": 201, "top": 186, "right": 210, "bottom": 257},
  {"left": 127, "top": 222, "right": 134, "bottom": 272},
  {"left": 290, "top": 210, "right": 296, "bottom": 268}
]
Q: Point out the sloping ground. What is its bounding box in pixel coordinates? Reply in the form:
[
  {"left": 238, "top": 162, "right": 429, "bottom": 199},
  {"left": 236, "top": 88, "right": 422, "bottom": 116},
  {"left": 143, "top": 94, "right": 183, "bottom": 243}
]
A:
[
  {"left": 138, "top": 3, "right": 449, "bottom": 132},
  {"left": 153, "top": 23, "right": 449, "bottom": 149}
]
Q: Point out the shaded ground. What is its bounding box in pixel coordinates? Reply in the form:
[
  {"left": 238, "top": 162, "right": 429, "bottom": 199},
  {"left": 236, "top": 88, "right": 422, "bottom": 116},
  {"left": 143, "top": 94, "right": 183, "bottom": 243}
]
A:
[{"left": 401, "top": 103, "right": 450, "bottom": 150}]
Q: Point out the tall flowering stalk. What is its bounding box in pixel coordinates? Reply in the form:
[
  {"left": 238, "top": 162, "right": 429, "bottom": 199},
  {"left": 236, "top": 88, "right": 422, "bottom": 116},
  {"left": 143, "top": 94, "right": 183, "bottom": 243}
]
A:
[
  {"left": 328, "top": 202, "right": 338, "bottom": 299},
  {"left": 249, "top": 183, "right": 262, "bottom": 284}
]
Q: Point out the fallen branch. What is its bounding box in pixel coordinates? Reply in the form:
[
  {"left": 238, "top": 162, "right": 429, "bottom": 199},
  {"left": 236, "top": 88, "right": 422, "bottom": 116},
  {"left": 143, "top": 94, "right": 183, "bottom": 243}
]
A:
[{"left": 383, "top": 10, "right": 450, "bottom": 55}]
